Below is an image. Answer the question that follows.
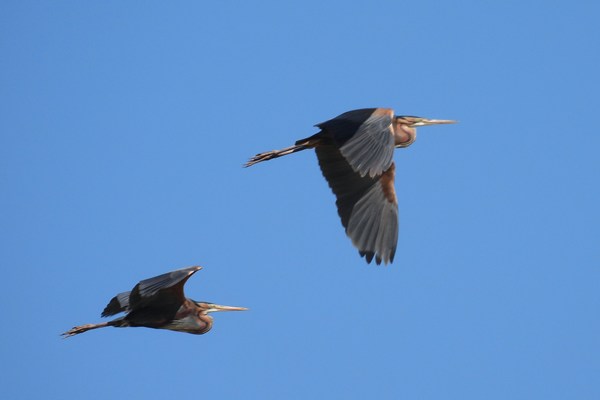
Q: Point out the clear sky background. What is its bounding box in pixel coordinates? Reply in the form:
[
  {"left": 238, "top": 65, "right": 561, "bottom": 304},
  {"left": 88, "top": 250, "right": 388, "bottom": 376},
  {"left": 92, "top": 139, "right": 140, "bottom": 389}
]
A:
[{"left": 2, "top": 1, "right": 599, "bottom": 399}]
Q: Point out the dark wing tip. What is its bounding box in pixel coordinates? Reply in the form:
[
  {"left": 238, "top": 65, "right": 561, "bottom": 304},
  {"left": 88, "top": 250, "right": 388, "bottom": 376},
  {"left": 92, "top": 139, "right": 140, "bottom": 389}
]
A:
[
  {"left": 360, "top": 251, "right": 375, "bottom": 264},
  {"left": 389, "top": 248, "right": 396, "bottom": 264},
  {"left": 359, "top": 250, "right": 394, "bottom": 265}
]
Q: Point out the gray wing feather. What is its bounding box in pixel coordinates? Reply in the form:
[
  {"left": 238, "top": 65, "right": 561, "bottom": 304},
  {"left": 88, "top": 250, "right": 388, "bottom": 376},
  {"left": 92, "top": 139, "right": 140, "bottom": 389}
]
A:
[
  {"left": 339, "top": 113, "right": 395, "bottom": 178},
  {"left": 316, "top": 145, "right": 398, "bottom": 264},
  {"left": 347, "top": 183, "right": 398, "bottom": 265}
]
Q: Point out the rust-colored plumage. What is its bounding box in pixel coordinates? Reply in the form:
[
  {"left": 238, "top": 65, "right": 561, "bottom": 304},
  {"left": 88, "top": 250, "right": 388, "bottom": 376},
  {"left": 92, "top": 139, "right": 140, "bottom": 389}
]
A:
[
  {"left": 62, "top": 266, "right": 247, "bottom": 337},
  {"left": 245, "top": 108, "right": 456, "bottom": 265}
]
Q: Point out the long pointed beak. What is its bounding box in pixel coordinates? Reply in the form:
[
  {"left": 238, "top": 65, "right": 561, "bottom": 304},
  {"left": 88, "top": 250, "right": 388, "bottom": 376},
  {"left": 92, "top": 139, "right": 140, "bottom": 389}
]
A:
[
  {"left": 416, "top": 118, "right": 457, "bottom": 127},
  {"left": 209, "top": 304, "right": 248, "bottom": 312}
]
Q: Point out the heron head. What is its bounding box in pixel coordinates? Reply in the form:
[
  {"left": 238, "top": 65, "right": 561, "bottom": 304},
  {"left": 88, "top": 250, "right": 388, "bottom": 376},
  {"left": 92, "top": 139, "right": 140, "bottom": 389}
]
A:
[{"left": 393, "top": 116, "right": 457, "bottom": 148}]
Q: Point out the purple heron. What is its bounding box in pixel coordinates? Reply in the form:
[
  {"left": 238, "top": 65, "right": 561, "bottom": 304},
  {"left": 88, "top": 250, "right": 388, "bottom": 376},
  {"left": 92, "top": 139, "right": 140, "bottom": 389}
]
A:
[
  {"left": 62, "top": 266, "right": 247, "bottom": 337},
  {"left": 245, "top": 108, "right": 456, "bottom": 265}
]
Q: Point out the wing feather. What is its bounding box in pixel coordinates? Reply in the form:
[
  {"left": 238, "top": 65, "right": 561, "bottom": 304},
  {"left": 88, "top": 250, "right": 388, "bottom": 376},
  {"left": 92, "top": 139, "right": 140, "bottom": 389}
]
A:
[
  {"left": 101, "top": 291, "right": 131, "bottom": 317},
  {"left": 128, "top": 266, "right": 202, "bottom": 310},
  {"left": 315, "top": 145, "right": 398, "bottom": 264},
  {"left": 317, "top": 108, "right": 396, "bottom": 178}
]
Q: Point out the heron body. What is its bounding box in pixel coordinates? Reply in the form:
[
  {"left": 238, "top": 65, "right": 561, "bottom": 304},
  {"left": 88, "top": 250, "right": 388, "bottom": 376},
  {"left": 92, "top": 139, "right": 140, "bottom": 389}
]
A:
[
  {"left": 245, "top": 108, "right": 456, "bottom": 265},
  {"left": 62, "top": 266, "right": 247, "bottom": 337}
]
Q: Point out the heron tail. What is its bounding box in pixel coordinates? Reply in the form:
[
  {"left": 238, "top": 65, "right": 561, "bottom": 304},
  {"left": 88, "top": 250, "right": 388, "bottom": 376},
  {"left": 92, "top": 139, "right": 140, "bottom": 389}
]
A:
[
  {"left": 61, "top": 321, "right": 114, "bottom": 338},
  {"left": 244, "top": 137, "right": 320, "bottom": 167}
]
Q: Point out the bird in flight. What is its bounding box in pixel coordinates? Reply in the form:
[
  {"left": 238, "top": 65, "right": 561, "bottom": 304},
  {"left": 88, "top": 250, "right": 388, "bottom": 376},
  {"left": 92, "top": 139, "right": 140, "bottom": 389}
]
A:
[
  {"left": 62, "top": 266, "right": 247, "bottom": 337},
  {"left": 245, "top": 108, "right": 456, "bottom": 265}
]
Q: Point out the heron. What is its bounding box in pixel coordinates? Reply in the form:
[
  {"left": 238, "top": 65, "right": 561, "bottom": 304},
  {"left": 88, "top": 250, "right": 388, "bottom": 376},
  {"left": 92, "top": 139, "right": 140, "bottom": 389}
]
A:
[
  {"left": 245, "top": 108, "right": 456, "bottom": 265},
  {"left": 62, "top": 266, "right": 247, "bottom": 337}
]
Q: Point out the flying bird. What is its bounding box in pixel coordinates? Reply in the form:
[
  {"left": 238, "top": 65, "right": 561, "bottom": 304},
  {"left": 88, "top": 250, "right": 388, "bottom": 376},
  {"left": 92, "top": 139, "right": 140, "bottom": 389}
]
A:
[
  {"left": 62, "top": 266, "right": 247, "bottom": 337},
  {"left": 245, "top": 108, "right": 456, "bottom": 265}
]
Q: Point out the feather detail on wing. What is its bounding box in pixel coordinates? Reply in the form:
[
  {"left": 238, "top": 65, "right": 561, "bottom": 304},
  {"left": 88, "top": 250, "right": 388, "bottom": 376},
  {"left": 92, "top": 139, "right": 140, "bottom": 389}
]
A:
[
  {"left": 128, "top": 266, "right": 202, "bottom": 310},
  {"left": 315, "top": 144, "right": 398, "bottom": 264},
  {"left": 317, "top": 108, "right": 396, "bottom": 178}
]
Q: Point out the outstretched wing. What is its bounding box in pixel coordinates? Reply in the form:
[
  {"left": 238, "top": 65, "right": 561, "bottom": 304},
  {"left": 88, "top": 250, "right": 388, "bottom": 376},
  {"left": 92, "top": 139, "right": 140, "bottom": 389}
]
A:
[
  {"left": 126, "top": 266, "right": 202, "bottom": 311},
  {"left": 315, "top": 144, "right": 398, "bottom": 265},
  {"left": 316, "top": 108, "right": 395, "bottom": 178},
  {"left": 101, "top": 266, "right": 202, "bottom": 316}
]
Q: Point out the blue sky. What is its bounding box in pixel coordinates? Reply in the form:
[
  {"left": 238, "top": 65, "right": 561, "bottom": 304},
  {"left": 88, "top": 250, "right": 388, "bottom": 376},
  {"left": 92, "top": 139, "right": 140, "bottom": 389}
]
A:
[{"left": 2, "top": 1, "right": 599, "bottom": 399}]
